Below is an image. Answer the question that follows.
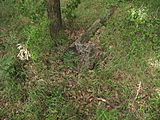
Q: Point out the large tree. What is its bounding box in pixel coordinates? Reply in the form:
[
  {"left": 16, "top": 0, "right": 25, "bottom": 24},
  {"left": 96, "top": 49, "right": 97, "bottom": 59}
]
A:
[{"left": 47, "top": 0, "right": 62, "bottom": 45}]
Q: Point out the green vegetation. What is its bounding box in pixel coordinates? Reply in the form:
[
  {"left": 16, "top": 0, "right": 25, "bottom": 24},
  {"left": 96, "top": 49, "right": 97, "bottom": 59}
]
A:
[{"left": 1, "top": 0, "right": 160, "bottom": 120}]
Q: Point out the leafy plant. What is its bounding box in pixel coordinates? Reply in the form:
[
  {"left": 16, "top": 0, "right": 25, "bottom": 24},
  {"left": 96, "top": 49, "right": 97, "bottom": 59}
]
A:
[
  {"left": 0, "top": 55, "right": 26, "bottom": 80},
  {"left": 59, "top": 50, "right": 79, "bottom": 69},
  {"left": 22, "top": 17, "right": 51, "bottom": 61},
  {"left": 127, "top": 6, "right": 149, "bottom": 25},
  {"left": 62, "top": 0, "right": 81, "bottom": 22},
  {"left": 124, "top": 6, "right": 160, "bottom": 60},
  {"left": 17, "top": 0, "right": 46, "bottom": 21}
]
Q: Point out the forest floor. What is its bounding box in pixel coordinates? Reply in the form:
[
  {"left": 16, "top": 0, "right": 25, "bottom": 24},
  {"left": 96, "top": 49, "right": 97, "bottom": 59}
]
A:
[{"left": 1, "top": 0, "right": 160, "bottom": 120}]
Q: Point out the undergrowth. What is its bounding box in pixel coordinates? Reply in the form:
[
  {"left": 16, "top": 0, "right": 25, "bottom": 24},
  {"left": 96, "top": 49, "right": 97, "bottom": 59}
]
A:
[{"left": 1, "top": 0, "right": 160, "bottom": 120}]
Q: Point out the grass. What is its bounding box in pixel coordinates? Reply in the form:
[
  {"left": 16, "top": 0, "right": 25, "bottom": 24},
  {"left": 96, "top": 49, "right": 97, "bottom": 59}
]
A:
[{"left": 1, "top": 0, "right": 160, "bottom": 120}]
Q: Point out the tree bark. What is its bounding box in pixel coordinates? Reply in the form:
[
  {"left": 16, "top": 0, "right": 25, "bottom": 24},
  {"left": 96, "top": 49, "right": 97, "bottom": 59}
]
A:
[{"left": 47, "top": 0, "right": 62, "bottom": 44}]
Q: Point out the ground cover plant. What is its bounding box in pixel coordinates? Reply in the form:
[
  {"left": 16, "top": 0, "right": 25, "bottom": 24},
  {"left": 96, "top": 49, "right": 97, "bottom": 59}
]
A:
[{"left": 0, "top": 0, "right": 160, "bottom": 120}]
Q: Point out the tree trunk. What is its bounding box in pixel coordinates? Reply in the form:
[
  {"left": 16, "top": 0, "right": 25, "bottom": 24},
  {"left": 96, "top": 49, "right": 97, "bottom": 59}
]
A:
[{"left": 47, "top": 0, "right": 62, "bottom": 44}]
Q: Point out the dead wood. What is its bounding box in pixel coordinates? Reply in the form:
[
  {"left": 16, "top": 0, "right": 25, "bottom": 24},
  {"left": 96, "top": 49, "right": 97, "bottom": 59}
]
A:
[{"left": 67, "top": 7, "right": 117, "bottom": 71}]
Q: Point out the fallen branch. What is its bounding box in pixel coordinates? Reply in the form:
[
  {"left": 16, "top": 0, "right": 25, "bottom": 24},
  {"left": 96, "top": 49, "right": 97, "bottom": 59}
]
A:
[
  {"left": 67, "top": 7, "right": 117, "bottom": 71},
  {"left": 97, "top": 97, "right": 119, "bottom": 108},
  {"left": 133, "top": 81, "right": 142, "bottom": 102},
  {"left": 70, "top": 6, "right": 117, "bottom": 48},
  {"left": 128, "top": 81, "right": 142, "bottom": 111}
]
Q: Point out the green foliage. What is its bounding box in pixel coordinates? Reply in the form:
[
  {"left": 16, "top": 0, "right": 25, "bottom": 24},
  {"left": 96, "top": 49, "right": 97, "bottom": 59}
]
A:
[
  {"left": 0, "top": 0, "right": 15, "bottom": 24},
  {"left": 20, "top": 86, "right": 85, "bottom": 120},
  {"left": 146, "top": 90, "right": 160, "bottom": 119},
  {"left": 0, "top": 56, "right": 16, "bottom": 78},
  {"left": 124, "top": 6, "right": 160, "bottom": 59},
  {"left": 22, "top": 17, "right": 51, "bottom": 61},
  {"left": 62, "top": 0, "right": 81, "bottom": 22},
  {"left": 96, "top": 108, "right": 118, "bottom": 120},
  {"left": 1, "top": 0, "right": 160, "bottom": 119},
  {"left": 23, "top": 87, "right": 62, "bottom": 120},
  {"left": 0, "top": 55, "right": 26, "bottom": 80},
  {"left": 7, "top": 85, "right": 76, "bottom": 120},
  {"left": 16, "top": 0, "right": 46, "bottom": 21},
  {"left": 0, "top": 0, "right": 46, "bottom": 26},
  {"left": 127, "top": 7, "right": 149, "bottom": 25},
  {"left": 16, "top": 0, "right": 52, "bottom": 61},
  {"left": 59, "top": 50, "right": 79, "bottom": 69},
  {"left": 96, "top": 1, "right": 160, "bottom": 119},
  {"left": 1, "top": 0, "right": 51, "bottom": 61}
]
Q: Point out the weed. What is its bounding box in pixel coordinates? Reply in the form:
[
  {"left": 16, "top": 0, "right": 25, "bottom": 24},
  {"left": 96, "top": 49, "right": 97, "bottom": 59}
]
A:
[
  {"left": 59, "top": 50, "right": 79, "bottom": 69},
  {"left": 22, "top": 17, "right": 51, "bottom": 61},
  {"left": 62, "top": 0, "right": 81, "bottom": 22},
  {"left": 0, "top": 55, "right": 26, "bottom": 81},
  {"left": 96, "top": 108, "right": 119, "bottom": 120},
  {"left": 1, "top": 0, "right": 160, "bottom": 119}
]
